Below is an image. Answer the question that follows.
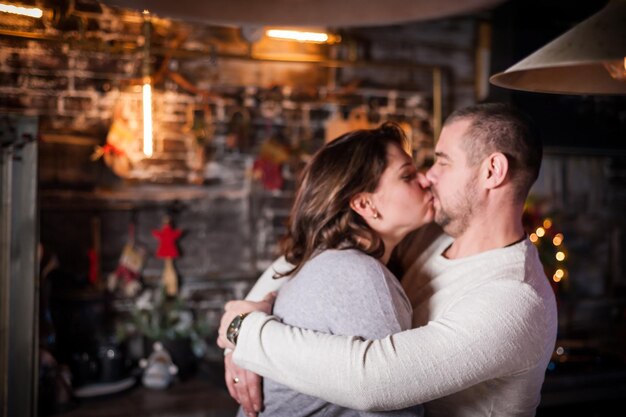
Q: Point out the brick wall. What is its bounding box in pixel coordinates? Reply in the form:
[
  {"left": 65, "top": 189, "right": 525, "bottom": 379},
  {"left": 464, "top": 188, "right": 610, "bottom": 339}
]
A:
[{"left": 0, "top": 5, "right": 478, "bottom": 333}]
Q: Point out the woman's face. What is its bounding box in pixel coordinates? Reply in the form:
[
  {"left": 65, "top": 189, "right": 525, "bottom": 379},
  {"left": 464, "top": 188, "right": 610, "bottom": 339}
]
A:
[{"left": 368, "top": 143, "right": 434, "bottom": 242}]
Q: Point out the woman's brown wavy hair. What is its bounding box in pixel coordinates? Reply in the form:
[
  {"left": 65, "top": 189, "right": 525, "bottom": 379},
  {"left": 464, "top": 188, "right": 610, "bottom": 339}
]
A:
[{"left": 276, "top": 122, "right": 410, "bottom": 278}]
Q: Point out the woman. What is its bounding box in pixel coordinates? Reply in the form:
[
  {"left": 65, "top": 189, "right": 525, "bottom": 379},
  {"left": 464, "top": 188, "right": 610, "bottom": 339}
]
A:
[{"left": 237, "top": 122, "right": 433, "bottom": 417}]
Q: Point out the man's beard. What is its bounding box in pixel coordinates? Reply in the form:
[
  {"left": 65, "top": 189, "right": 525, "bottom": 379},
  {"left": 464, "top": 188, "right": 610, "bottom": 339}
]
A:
[{"left": 432, "top": 179, "right": 478, "bottom": 237}]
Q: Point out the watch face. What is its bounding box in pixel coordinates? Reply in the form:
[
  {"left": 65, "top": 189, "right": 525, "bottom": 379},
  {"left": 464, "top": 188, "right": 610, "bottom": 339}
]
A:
[{"left": 227, "top": 315, "right": 243, "bottom": 344}]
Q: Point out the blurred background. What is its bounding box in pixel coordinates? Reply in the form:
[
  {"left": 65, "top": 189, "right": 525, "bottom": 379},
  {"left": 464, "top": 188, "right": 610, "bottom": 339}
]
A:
[{"left": 1, "top": 0, "right": 625, "bottom": 416}]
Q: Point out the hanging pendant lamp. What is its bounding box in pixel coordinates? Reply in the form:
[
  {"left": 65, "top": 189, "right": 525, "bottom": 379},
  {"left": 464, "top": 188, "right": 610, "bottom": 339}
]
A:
[{"left": 490, "top": 0, "right": 626, "bottom": 95}]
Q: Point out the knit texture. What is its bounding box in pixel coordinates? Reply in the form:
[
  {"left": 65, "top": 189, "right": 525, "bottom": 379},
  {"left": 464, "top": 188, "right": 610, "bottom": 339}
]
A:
[
  {"left": 235, "top": 232, "right": 558, "bottom": 417},
  {"left": 241, "top": 249, "right": 422, "bottom": 417}
]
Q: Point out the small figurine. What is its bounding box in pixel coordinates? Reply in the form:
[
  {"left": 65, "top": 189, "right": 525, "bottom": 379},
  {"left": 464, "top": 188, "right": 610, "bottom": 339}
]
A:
[{"left": 139, "top": 342, "right": 178, "bottom": 390}]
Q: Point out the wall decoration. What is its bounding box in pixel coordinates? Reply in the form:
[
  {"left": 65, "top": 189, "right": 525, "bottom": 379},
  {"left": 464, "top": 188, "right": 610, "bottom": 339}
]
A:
[{"left": 152, "top": 218, "right": 182, "bottom": 297}]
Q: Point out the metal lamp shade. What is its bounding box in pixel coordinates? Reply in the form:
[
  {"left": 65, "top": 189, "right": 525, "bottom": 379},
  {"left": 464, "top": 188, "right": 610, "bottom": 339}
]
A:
[
  {"left": 104, "top": 0, "right": 504, "bottom": 27},
  {"left": 490, "top": 0, "right": 626, "bottom": 95}
]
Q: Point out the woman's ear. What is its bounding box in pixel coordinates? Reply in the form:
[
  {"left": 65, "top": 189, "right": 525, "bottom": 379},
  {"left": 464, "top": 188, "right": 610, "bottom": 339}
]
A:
[
  {"left": 483, "top": 152, "right": 509, "bottom": 189},
  {"left": 350, "top": 193, "right": 377, "bottom": 219}
]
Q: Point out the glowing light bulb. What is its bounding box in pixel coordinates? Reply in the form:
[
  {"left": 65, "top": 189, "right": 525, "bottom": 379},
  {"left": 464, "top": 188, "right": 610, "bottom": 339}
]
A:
[
  {"left": 555, "top": 251, "right": 565, "bottom": 261},
  {"left": 552, "top": 233, "right": 563, "bottom": 246},
  {"left": 536, "top": 227, "right": 545, "bottom": 237},
  {"left": 0, "top": 3, "right": 43, "bottom": 18},
  {"left": 142, "top": 80, "right": 153, "bottom": 157},
  {"left": 266, "top": 29, "right": 330, "bottom": 43},
  {"left": 543, "top": 218, "right": 552, "bottom": 229},
  {"left": 529, "top": 233, "right": 538, "bottom": 243}
]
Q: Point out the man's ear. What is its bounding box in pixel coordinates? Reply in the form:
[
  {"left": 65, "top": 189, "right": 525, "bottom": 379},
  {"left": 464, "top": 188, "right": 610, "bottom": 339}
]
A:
[
  {"left": 350, "top": 193, "right": 376, "bottom": 219},
  {"left": 483, "top": 152, "right": 509, "bottom": 189}
]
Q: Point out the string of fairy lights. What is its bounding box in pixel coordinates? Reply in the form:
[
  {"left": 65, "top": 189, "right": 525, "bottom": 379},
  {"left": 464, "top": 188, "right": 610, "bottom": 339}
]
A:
[{"left": 528, "top": 218, "right": 567, "bottom": 285}]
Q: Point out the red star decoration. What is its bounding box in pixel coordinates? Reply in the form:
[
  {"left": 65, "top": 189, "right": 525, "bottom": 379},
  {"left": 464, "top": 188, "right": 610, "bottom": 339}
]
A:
[{"left": 152, "top": 223, "right": 182, "bottom": 259}]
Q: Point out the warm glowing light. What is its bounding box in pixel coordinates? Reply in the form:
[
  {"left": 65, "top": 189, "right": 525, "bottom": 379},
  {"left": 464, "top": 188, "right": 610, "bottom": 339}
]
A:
[
  {"left": 553, "top": 267, "right": 566, "bottom": 282},
  {"left": 552, "top": 269, "right": 566, "bottom": 284},
  {"left": 529, "top": 233, "right": 538, "bottom": 243},
  {"left": 552, "top": 233, "right": 563, "bottom": 246},
  {"left": 0, "top": 3, "right": 43, "bottom": 18},
  {"left": 555, "top": 251, "right": 565, "bottom": 261},
  {"left": 266, "top": 29, "right": 330, "bottom": 43},
  {"left": 543, "top": 218, "right": 552, "bottom": 229},
  {"left": 604, "top": 57, "right": 626, "bottom": 81},
  {"left": 142, "top": 81, "right": 153, "bottom": 157},
  {"left": 555, "top": 346, "right": 564, "bottom": 355},
  {"left": 536, "top": 227, "right": 545, "bottom": 237}
]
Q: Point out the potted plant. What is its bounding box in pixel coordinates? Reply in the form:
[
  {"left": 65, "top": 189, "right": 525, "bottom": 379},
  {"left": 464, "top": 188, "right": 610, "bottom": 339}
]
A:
[{"left": 117, "top": 287, "right": 211, "bottom": 381}]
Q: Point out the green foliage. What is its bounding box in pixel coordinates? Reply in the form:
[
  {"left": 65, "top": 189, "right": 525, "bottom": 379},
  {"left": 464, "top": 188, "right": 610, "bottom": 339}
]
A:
[{"left": 117, "top": 288, "right": 210, "bottom": 358}]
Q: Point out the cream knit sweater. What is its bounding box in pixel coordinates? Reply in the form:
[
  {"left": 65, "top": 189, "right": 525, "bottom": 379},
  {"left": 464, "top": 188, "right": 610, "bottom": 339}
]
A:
[{"left": 234, "top": 230, "right": 558, "bottom": 417}]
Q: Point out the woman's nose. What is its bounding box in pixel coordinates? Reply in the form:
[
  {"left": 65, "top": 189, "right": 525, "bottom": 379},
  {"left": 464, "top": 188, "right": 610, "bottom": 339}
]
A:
[
  {"left": 417, "top": 172, "right": 431, "bottom": 189},
  {"left": 425, "top": 167, "right": 436, "bottom": 184}
]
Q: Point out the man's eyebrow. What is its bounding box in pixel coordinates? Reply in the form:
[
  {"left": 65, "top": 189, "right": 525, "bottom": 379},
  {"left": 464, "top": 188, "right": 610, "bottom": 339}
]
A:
[{"left": 434, "top": 151, "right": 451, "bottom": 161}]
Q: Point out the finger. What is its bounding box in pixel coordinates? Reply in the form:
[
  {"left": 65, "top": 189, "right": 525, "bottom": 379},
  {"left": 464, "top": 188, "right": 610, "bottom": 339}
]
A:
[
  {"left": 216, "top": 335, "right": 228, "bottom": 349},
  {"left": 254, "top": 293, "right": 276, "bottom": 315},
  {"left": 245, "top": 370, "right": 263, "bottom": 413},
  {"left": 234, "top": 370, "right": 252, "bottom": 414},
  {"left": 262, "top": 291, "right": 278, "bottom": 303},
  {"left": 225, "top": 368, "right": 239, "bottom": 402},
  {"left": 224, "top": 299, "right": 252, "bottom": 312},
  {"left": 224, "top": 355, "right": 240, "bottom": 403},
  {"left": 219, "top": 310, "right": 235, "bottom": 332},
  {"left": 218, "top": 334, "right": 234, "bottom": 350},
  {"left": 235, "top": 370, "right": 258, "bottom": 417}
]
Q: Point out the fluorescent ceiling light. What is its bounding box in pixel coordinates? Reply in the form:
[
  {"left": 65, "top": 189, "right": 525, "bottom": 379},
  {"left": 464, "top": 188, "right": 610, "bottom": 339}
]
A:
[
  {"left": 266, "top": 29, "right": 331, "bottom": 43},
  {"left": 0, "top": 2, "right": 43, "bottom": 18}
]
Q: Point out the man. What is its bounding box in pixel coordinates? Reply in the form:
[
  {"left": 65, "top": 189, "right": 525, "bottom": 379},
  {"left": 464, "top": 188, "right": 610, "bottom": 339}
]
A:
[{"left": 218, "top": 103, "right": 558, "bottom": 417}]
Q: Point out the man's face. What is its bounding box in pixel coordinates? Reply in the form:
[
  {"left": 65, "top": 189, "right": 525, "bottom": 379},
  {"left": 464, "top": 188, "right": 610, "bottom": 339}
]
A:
[{"left": 425, "top": 119, "right": 480, "bottom": 237}]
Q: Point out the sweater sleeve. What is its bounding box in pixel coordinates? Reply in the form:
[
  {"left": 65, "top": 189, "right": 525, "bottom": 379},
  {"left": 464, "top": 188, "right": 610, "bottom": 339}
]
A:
[
  {"left": 244, "top": 256, "right": 293, "bottom": 302},
  {"left": 233, "top": 280, "right": 553, "bottom": 411},
  {"left": 222, "top": 257, "right": 293, "bottom": 358}
]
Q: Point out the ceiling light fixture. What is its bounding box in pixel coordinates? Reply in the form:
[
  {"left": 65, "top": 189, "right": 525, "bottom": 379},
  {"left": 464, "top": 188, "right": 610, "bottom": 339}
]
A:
[
  {"left": 266, "top": 29, "right": 339, "bottom": 44},
  {"left": 0, "top": 2, "right": 43, "bottom": 18},
  {"left": 489, "top": 0, "right": 626, "bottom": 95},
  {"left": 142, "top": 9, "right": 153, "bottom": 157}
]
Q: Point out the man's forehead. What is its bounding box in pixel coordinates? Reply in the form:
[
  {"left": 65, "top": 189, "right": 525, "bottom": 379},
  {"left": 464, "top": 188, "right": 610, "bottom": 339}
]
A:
[
  {"left": 435, "top": 119, "right": 473, "bottom": 160},
  {"left": 440, "top": 119, "right": 471, "bottom": 140}
]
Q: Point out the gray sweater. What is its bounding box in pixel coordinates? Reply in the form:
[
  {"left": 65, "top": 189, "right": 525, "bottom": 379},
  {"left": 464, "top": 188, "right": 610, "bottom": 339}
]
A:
[
  {"left": 235, "top": 233, "right": 558, "bottom": 417},
  {"left": 239, "top": 249, "right": 423, "bottom": 417}
]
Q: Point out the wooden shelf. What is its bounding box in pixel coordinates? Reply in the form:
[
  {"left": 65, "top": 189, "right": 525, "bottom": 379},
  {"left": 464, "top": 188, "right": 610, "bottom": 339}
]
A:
[{"left": 40, "top": 184, "right": 250, "bottom": 211}]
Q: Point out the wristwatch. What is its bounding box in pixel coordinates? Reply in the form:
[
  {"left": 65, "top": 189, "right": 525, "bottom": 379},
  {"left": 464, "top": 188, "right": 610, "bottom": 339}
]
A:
[{"left": 226, "top": 313, "right": 249, "bottom": 345}]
